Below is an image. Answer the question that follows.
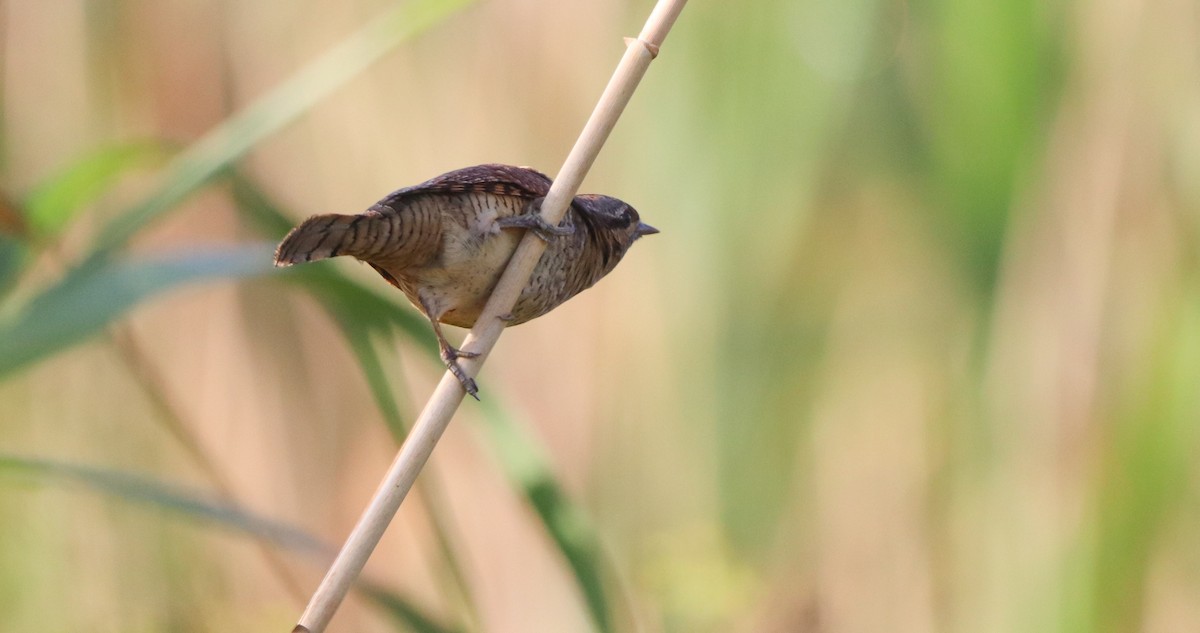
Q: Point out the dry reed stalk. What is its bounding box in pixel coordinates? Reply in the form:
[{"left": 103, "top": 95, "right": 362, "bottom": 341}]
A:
[{"left": 292, "top": 1, "right": 688, "bottom": 631}]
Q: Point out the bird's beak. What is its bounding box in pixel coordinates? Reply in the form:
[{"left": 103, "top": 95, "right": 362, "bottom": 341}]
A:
[{"left": 635, "top": 222, "right": 660, "bottom": 237}]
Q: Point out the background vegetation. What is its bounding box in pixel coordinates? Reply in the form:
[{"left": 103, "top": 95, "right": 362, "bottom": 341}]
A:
[{"left": 2, "top": 0, "right": 1199, "bottom": 631}]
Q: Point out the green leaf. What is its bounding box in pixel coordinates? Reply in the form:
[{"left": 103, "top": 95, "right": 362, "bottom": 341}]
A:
[
  {"left": 0, "top": 453, "right": 460, "bottom": 633},
  {"left": 0, "top": 453, "right": 325, "bottom": 554},
  {"left": 91, "top": 0, "right": 477, "bottom": 259},
  {"left": 0, "top": 234, "right": 24, "bottom": 298},
  {"left": 477, "top": 398, "right": 614, "bottom": 633},
  {"left": 1077, "top": 297, "right": 1200, "bottom": 633},
  {"left": 23, "top": 141, "right": 171, "bottom": 238},
  {"left": 359, "top": 585, "right": 464, "bottom": 633},
  {"left": 926, "top": 0, "right": 1056, "bottom": 291},
  {"left": 233, "top": 176, "right": 435, "bottom": 437},
  {"left": 0, "top": 244, "right": 274, "bottom": 376},
  {"left": 231, "top": 174, "right": 302, "bottom": 239},
  {"left": 231, "top": 175, "right": 435, "bottom": 354},
  {"left": 289, "top": 266, "right": 437, "bottom": 358}
]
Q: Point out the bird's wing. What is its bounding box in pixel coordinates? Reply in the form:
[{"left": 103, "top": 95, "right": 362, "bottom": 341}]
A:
[{"left": 376, "top": 164, "right": 552, "bottom": 209}]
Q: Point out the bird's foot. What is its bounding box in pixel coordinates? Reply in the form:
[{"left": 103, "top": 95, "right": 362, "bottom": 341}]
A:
[
  {"left": 441, "top": 345, "right": 480, "bottom": 400},
  {"left": 496, "top": 312, "right": 516, "bottom": 323},
  {"left": 498, "top": 199, "right": 574, "bottom": 242}
]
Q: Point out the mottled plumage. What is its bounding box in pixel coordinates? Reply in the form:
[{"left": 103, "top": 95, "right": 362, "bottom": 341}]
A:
[{"left": 274, "top": 164, "right": 657, "bottom": 397}]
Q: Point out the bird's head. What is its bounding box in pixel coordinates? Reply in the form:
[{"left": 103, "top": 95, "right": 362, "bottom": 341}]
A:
[{"left": 573, "top": 194, "right": 658, "bottom": 263}]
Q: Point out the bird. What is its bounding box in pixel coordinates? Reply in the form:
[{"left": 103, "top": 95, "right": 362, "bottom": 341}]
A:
[{"left": 274, "top": 163, "right": 658, "bottom": 398}]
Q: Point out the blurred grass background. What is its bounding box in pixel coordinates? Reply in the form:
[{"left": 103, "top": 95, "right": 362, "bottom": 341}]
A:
[{"left": 2, "top": 0, "right": 1200, "bottom": 632}]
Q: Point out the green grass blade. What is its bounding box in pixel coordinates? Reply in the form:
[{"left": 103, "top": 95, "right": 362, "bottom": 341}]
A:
[
  {"left": 234, "top": 174, "right": 433, "bottom": 438},
  {"left": 0, "top": 244, "right": 274, "bottom": 376},
  {"left": 0, "top": 453, "right": 459, "bottom": 633},
  {"left": 0, "top": 234, "right": 24, "bottom": 298},
  {"left": 231, "top": 175, "right": 301, "bottom": 238},
  {"left": 0, "top": 453, "right": 326, "bottom": 554},
  {"left": 231, "top": 176, "right": 436, "bottom": 358},
  {"left": 1079, "top": 298, "right": 1200, "bottom": 633},
  {"left": 24, "top": 141, "right": 171, "bottom": 238},
  {"left": 477, "top": 398, "right": 613, "bottom": 633},
  {"left": 1, "top": 142, "right": 171, "bottom": 299},
  {"left": 925, "top": 0, "right": 1055, "bottom": 291},
  {"left": 341, "top": 326, "right": 415, "bottom": 440},
  {"left": 291, "top": 266, "right": 438, "bottom": 355},
  {"left": 91, "top": 0, "right": 476, "bottom": 258},
  {"left": 359, "top": 585, "right": 464, "bottom": 633}
]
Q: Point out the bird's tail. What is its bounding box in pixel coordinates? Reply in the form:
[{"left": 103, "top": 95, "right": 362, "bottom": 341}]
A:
[{"left": 274, "top": 213, "right": 379, "bottom": 266}]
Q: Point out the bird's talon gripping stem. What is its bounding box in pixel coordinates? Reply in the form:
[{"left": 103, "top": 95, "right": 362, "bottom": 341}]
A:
[
  {"left": 496, "top": 312, "right": 516, "bottom": 323},
  {"left": 449, "top": 346, "right": 480, "bottom": 359},
  {"left": 440, "top": 345, "right": 480, "bottom": 399},
  {"left": 425, "top": 298, "right": 481, "bottom": 398},
  {"left": 497, "top": 197, "right": 574, "bottom": 243}
]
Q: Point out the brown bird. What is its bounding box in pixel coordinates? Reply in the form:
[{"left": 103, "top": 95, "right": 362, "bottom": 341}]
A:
[{"left": 274, "top": 163, "right": 657, "bottom": 398}]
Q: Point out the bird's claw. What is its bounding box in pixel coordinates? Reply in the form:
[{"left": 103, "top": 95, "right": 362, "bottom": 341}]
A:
[
  {"left": 529, "top": 218, "right": 574, "bottom": 243},
  {"left": 497, "top": 200, "right": 574, "bottom": 243},
  {"left": 444, "top": 346, "right": 480, "bottom": 360},
  {"left": 441, "top": 345, "right": 480, "bottom": 399}
]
